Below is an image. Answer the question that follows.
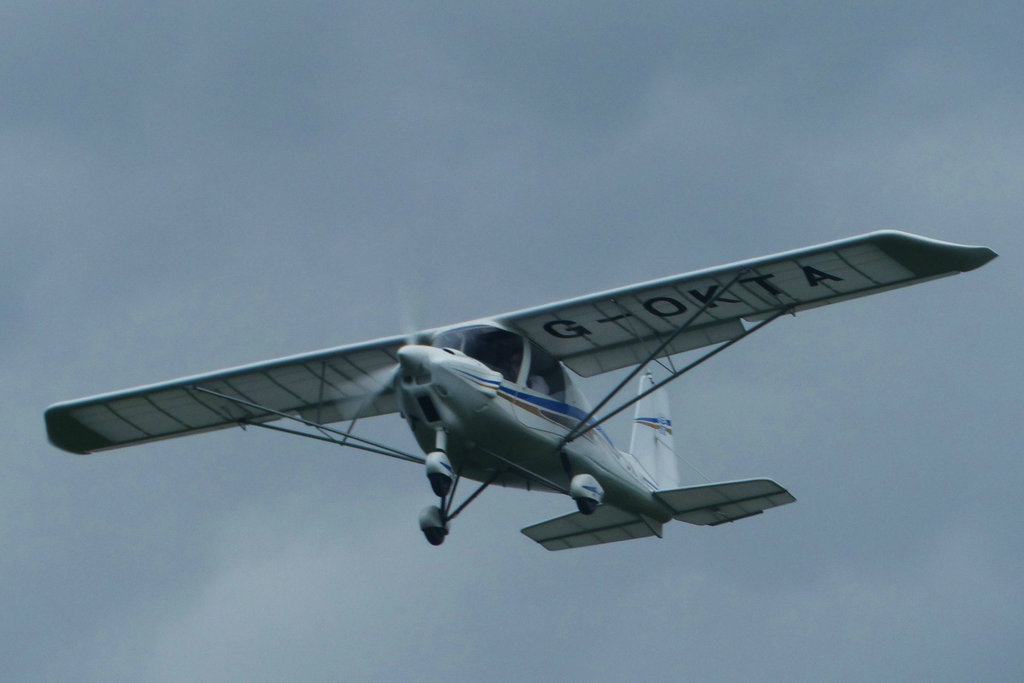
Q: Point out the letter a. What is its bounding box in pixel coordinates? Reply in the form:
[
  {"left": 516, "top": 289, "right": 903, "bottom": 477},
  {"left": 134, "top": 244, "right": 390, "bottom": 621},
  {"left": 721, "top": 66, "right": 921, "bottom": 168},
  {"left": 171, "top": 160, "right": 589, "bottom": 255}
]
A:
[{"left": 802, "top": 266, "right": 843, "bottom": 287}]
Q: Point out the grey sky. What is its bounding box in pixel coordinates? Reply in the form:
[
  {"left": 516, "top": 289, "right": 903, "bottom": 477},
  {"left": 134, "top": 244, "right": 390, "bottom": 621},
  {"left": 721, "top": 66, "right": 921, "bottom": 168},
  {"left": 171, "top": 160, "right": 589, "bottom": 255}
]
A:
[{"left": 5, "top": 3, "right": 1021, "bottom": 681}]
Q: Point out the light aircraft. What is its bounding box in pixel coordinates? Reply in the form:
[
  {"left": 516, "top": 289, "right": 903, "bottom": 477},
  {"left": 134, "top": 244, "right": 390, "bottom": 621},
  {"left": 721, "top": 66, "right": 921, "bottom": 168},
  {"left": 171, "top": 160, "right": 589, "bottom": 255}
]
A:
[{"left": 45, "top": 232, "right": 996, "bottom": 550}]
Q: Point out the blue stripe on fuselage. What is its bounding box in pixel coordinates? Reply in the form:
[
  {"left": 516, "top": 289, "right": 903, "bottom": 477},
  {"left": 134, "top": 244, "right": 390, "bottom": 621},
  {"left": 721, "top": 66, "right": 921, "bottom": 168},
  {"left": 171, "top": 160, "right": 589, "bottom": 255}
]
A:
[
  {"left": 451, "top": 368, "right": 613, "bottom": 446},
  {"left": 498, "top": 386, "right": 614, "bottom": 446}
]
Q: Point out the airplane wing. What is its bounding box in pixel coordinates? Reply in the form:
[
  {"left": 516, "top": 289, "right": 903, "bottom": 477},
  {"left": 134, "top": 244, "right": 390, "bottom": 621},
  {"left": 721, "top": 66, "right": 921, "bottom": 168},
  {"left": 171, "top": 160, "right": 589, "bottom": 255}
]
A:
[
  {"left": 45, "top": 334, "right": 411, "bottom": 454},
  {"left": 521, "top": 504, "right": 664, "bottom": 551},
  {"left": 46, "top": 231, "right": 995, "bottom": 455},
  {"left": 496, "top": 231, "right": 997, "bottom": 376}
]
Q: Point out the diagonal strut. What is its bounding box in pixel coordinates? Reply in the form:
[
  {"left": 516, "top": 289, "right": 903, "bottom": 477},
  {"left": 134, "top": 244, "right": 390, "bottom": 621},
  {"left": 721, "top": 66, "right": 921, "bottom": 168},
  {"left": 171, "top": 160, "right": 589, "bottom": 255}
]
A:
[
  {"left": 190, "top": 384, "right": 424, "bottom": 463},
  {"left": 562, "top": 305, "right": 794, "bottom": 445},
  {"left": 561, "top": 269, "right": 749, "bottom": 445}
]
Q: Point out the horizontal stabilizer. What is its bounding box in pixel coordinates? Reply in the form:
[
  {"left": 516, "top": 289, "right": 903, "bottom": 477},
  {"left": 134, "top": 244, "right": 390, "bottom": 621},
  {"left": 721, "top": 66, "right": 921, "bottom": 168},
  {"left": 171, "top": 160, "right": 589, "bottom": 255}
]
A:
[
  {"left": 522, "top": 505, "right": 663, "bottom": 551},
  {"left": 655, "top": 478, "right": 795, "bottom": 526}
]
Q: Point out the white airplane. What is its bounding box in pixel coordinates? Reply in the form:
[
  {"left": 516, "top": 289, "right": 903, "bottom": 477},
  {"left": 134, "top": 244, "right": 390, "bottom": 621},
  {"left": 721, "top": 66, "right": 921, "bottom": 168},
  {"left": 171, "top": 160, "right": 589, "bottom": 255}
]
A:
[{"left": 45, "top": 231, "right": 996, "bottom": 550}]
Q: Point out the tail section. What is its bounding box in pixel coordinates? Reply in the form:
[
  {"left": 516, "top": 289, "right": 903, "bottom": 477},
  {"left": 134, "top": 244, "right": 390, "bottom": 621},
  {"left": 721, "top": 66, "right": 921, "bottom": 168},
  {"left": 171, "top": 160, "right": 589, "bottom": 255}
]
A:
[
  {"left": 522, "top": 378, "right": 796, "bottom": 550},
  {"left": 629, "top": 372, "right": 681, "bottom": 489}
]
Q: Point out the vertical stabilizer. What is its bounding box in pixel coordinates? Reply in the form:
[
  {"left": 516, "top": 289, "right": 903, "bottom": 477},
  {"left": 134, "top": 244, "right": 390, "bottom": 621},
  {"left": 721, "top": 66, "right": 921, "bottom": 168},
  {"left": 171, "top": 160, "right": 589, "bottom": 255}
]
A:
[{"left": 629, "top": 373, "right": 680, "bottom": 489}]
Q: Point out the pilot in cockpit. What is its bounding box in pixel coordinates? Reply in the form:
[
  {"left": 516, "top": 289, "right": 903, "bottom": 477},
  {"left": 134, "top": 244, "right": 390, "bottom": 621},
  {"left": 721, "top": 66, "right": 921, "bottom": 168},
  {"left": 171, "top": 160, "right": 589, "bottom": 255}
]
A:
[
  {"left": 503, "top": 347, "right": 523, "bottom": 384},
  {"left": 527, "top": 371, "right": 549, "bottom": 394}
]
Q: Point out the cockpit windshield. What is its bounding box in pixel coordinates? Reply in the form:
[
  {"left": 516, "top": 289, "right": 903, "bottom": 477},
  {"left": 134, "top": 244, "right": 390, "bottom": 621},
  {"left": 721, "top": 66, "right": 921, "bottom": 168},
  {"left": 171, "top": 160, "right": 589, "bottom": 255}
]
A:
[
  {"left": 433, "top": 326, "right": 567, "bottom": 399},
  {"left": 433, "top": 326, "right": 523, "bottom": 382},
  {"left": 526, "top": 342, "right": 566, "bottom": 401}
]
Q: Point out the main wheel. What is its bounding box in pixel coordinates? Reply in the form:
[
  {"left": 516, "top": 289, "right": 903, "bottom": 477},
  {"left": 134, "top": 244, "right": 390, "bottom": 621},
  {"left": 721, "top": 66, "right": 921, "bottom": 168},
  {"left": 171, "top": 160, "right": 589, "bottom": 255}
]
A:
[
  {"left": 575, "top": 497, "right": 599, "bottom": 515},
  {"left": 425, "top": 451, "right": 454, "bottom": 498}
]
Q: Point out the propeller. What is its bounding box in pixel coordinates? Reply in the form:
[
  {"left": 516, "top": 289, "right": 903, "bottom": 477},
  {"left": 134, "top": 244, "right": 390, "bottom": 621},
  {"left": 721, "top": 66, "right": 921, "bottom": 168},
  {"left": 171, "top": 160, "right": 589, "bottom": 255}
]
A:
[{"left": 312, "top": 284, "right": 433, "bottom": 432}]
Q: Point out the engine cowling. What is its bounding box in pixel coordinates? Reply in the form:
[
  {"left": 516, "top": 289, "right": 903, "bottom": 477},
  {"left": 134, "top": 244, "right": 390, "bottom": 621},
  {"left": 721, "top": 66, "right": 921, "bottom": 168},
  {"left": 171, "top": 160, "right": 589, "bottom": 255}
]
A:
[{"left": 570, "top": 473, "right": 604, "bottom": 515}]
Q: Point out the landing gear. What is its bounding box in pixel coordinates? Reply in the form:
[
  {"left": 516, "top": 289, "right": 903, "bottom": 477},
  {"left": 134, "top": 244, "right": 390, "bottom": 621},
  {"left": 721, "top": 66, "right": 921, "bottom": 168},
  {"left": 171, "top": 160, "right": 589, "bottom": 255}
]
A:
[
  {"left": 424, "top": 431, "right": 453, "bottom": 498},
  {"left": 418, "top": 505, "right": 449, "bottom": 546},
  {"left": 424, "top": 527, "right": 447, "bottom": 546},
  {"left": 418, "top": 431, "right": 500, "bottom": 547},
  {"left": 570, "top": 473, "right": 604, "bottom": 516},
  {"left": 425, "top": 450, "right": 453, "bottom": 498},
  {"left": 419, "top": 475, "right": 497, "bottom": 547}
]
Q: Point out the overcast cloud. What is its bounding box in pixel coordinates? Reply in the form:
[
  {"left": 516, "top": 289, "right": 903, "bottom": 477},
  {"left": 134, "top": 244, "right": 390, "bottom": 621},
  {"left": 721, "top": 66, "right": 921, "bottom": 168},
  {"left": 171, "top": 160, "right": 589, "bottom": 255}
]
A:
[{"left": 4, "top": 2, "right": 1021, "bottom": 681}]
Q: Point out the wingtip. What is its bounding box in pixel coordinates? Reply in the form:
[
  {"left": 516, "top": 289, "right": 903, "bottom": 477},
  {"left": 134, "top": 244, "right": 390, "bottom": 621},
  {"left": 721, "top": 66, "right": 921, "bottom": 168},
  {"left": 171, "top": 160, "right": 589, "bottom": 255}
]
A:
[
  {"left": 965, "top": 246, "right": 998, "bottom": 271},
  {"left": 44, "top": 405, "right": 106, "bottom": 454},
  {"left": 871, "top": 232, "right": 998, "bottom": 275}
]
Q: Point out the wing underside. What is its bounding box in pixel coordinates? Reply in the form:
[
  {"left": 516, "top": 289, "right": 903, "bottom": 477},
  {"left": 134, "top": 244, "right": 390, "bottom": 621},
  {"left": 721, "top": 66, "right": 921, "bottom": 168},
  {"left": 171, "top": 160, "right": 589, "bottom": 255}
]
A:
[
  {"left": 499, "top": 231, "right": 996, "bottom": 376},
  {"left": 45, "top": 335, "right": 407, "bottom": 454}
]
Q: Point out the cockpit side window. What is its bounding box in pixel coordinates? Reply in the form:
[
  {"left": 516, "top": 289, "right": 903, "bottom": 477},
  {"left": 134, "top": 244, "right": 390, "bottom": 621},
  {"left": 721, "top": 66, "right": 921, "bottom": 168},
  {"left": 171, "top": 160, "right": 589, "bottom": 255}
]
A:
[
  {"left": 433, "top": 326, "right": 523, "bottom": 382},
  {"left": 527, "top": 342, "right": 566, "bottom": 401}
]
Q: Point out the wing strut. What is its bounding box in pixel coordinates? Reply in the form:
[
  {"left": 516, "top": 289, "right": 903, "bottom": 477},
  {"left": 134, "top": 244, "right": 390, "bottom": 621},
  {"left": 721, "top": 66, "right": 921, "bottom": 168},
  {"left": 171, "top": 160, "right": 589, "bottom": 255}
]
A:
[
  {"left": 476, "top": 446, "right": 571, "bottom": 495},
  {"left": 444, "top": 470, "right": 500, "bottom": 522},
  {"left": 439, "top": 448, "right": 570, "bottom": 524},
  {"left": 562, "top": 305, "right": 794, "bottom": 446},
  {"left": 190, "top": 385, "right": 425, "bottom": 464},
  {"left": 561, "top": 269, "right": 749, "bottom": 445},
  {"left": 559, "top": 269, "right": 753, "bottom": 444}
]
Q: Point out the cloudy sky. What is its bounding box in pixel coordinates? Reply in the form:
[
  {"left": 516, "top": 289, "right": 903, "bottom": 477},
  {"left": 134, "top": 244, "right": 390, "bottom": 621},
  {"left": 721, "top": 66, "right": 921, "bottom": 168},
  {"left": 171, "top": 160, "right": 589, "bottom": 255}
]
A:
[{"left": 5, "top": 2, "right": 1022, "bottom": 681}]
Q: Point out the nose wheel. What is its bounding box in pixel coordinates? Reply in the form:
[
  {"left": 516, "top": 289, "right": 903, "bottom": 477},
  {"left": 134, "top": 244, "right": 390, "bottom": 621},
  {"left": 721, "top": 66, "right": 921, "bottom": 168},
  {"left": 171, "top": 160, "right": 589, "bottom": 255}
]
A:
[
  {"left": 418, "top": 431, "right": 499, "bottom": 547},
  {"left": 418, "top": 505, "right": 449, "bottom": 545},
  {"left": 424, "top": 526, "right": 447, "bottom": 546}
]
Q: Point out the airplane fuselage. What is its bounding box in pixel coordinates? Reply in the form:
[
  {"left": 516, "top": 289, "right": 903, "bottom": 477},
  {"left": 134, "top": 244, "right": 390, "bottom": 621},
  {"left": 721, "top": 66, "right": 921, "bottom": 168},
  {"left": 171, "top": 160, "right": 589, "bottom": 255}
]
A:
[{"left": 395, "top": 339, "right": 673, "bottom": 523}]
